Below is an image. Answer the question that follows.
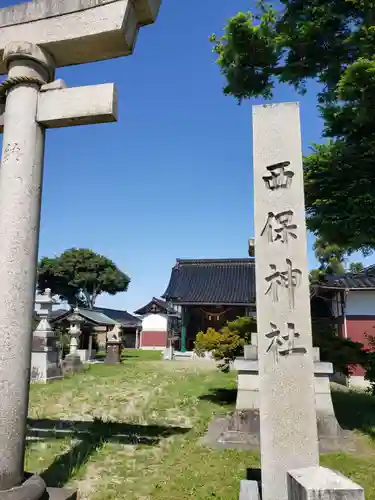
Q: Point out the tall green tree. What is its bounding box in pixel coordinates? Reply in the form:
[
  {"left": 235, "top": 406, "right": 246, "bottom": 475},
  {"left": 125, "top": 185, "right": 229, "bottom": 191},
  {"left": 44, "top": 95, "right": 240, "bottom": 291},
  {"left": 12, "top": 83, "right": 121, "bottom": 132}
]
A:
[
  {"left": 349, "top": 261, "right": 365, "bottom": 273},
  {"left": 313, "top": 237, "right": 346, "bottom": 275},
  {"left": 210, "top": 0, "right": 375, "bottom": 254},
  {"left": 38, "top": 248, "right": 130, "bottom": 308}
]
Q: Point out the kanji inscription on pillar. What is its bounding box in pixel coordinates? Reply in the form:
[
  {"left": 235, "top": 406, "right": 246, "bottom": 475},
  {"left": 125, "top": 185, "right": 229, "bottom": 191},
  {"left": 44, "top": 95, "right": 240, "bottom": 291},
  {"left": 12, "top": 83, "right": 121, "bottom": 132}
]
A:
[
  {"left": 264, "top": 259, "right": 302, "bottom": 310},
  {"left": 261, "top": 210, "right": 297, "bottom": 243},
  {"left": 262, "top": 161, "right": 294, "bottom": 190},
  {"left": 265, "top": 321, "right": 307, "bottom": 359},
  {"left": 253, "top": 102, "right": 319, "bottom": 500}
]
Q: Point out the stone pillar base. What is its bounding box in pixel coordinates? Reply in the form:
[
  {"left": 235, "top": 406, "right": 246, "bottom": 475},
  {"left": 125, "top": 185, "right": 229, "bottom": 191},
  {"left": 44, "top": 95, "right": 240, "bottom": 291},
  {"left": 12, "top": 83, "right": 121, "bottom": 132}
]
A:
[
  {"left": 62, "top": 354, "right": 83, "bottom": 375},
  {"left": 237, "top": 467, "right": 365, "bottom": 500},
  {"left": 31, "top": 350, "right": 63, "bottom": 383},
  {"left": 201, "top": 409, "right": 356, "bottom": 453},
  {"left": 105, "top": 341, "right": 121, "bottom": 364},
  {"left": 0, "top": 474, "right": 77, "bottom": 500},
  {"left": 239, "top": 480, "right": 260, "bottom": 500},
  {"left": 287, "top": 466, "right": 364, "bottom": 500},
  {"left": 43, "top": 486, "right": 77, "bottom": 500}
]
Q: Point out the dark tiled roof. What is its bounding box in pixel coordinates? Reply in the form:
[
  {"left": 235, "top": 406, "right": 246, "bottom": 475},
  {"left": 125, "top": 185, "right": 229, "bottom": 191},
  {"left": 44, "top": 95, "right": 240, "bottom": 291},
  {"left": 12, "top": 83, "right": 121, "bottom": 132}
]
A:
[
  {"left": 49, "top": 309, "right": 70, "bottom": 321},
  {"left": 93, "top": 307, "right": 141, "bottom": 327},
  {"left": 134, "top": 297, "right": 169, "bottom": 316},
  {"left": 364, "top": 264, "right": 375, "bottom": 275},
  {"left": 39, "top": 309, "right": 70, "bottom": 323},
  {"left": 79, "top": 309, "right": 118, "bottom": 325},
  {"left": 162, "top": 258, "right": 256, "bottom": 305},
  {"left": 323, "top": 274, "right": 375, "bottom": 290},
  {"left": 43, "top": 306, "right": 140, "bottom": 327}
]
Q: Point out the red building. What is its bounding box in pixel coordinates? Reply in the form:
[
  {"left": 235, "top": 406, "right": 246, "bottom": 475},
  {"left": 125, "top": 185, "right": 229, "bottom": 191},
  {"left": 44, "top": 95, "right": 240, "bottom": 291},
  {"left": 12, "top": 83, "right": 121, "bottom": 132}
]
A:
[
  {"left": 134, "top": 298, "right": 170, "bottom": 350},
  {"left": 313, "top": 265, "right": 375, "bottom": 388}
]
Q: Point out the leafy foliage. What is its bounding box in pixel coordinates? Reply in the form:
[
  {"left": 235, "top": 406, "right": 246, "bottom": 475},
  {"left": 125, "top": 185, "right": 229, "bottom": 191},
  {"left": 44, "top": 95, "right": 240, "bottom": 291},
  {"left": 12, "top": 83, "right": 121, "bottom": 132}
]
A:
[
  {"left": 363, "top": 334, "right": 375, "bottom": 395},
  {"left": 309, "top": 236, "right": 365, "bottom": 282},
  {"left": 38, "top": 248, "right": 130, "bottom": 308},
  {"left": 312, "top": 317, "right": 368, "bottom": 377},
  {"left": 195, "top": 314, "right": 368, "bottom": 378},
  {"left": 309, "top": 269, "right": 326, "bottom": 284},
  {"left": 211, "top": 0, "right": 375, "bottom": 253},
  {"left": 349, "top": 262, "right": 365, "bottom": 273},
  {"left": 313, "top": 237, "right": 346, "bottom": 275},
  {"left": 194, "top": 316, "right": 257, "bottom": 367},
  {"left": 310, "top": 236, "right": 346, "bottom": 282}
]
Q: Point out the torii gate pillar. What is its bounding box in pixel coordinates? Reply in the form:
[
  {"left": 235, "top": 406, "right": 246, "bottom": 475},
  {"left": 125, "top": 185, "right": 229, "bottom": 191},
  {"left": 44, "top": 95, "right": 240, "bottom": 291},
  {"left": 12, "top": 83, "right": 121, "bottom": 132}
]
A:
[{"left": 0, "top": 1, "right": 161, "bottom": 498}]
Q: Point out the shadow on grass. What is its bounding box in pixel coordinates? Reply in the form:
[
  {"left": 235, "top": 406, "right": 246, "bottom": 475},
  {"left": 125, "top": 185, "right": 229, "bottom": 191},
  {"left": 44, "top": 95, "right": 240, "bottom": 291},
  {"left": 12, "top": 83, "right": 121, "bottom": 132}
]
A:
[
  {"left": 94, "top": 351, "right": 106, "bottom": 361},
  {"left": 332, "top": 389, "right": 375, "bottom": 439},
  {"left": 198, "top": 388, "right": 237, "bottom": 407},
  {"left": 121, "top": 349, "right": 162, "bottom": 362},
  {"left": 27, "top": 418, "right": 190, "bottom": 487}
]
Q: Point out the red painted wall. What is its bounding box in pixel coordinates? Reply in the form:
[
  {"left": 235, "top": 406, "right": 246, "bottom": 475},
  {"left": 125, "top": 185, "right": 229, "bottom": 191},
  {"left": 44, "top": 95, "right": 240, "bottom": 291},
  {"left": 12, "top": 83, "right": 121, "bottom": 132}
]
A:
[
  {"left": 345, "top": 316, "right": 375, "bottom": 376},
  {"left": 141, "top": 330, "right": 167, "bottom": 348}
]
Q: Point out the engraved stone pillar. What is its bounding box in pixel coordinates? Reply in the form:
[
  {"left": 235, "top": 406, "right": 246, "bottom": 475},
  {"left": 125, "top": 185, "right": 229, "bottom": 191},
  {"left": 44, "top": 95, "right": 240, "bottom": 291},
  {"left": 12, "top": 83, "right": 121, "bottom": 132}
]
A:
[
  {"left": 252, "top": 103, "right": 319, "bottom": 500},
  {"left": 0, "top": 42, "right": 54, "bottom": 492}
]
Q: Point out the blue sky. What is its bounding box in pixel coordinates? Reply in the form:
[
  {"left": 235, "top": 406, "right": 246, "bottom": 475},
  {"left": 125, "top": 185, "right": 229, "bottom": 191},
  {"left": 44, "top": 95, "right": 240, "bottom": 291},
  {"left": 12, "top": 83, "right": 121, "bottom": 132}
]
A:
[{"left": 1, "top": 0, "right": 373, "bottom": 313}]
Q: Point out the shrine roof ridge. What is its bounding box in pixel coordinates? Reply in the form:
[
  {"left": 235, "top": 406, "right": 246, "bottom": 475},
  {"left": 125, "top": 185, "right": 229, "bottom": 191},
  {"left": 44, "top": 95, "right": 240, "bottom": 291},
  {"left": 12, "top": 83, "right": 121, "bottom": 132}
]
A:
[
  {"left": 175, "top": 258, "right": 255, "bottom": 268},
  {"left": 0, "top": 0, "right": 119, "bottom": 28},
  {"left": 163, "top": 258, "right": 256, "bottom": 305},
  {"left": 133, "top": 297, "right": 168, "bottom": 316},
  {"left": 319, "top": 273, "right": 375, "bottom": 290}
]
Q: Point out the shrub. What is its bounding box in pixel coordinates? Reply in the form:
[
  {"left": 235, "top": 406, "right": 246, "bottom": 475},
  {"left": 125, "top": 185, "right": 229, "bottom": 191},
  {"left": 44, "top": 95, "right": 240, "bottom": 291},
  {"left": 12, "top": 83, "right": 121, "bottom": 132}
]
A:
[{"left": 194, "top": 316, "right": 257, "bottom": 369}]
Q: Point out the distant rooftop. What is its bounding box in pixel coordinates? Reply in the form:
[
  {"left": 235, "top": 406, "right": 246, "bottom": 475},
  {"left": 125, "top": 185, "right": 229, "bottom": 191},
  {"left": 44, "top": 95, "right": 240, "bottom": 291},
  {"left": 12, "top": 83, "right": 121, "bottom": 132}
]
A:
[
  {"left": 42, "top": 306, "right": 141, "bottom": 327},
  {"left": 319, "top": 263, "right": 375, "bottom": 290},
  {"left": 134, "top": 297, "right": 169, "bottom": 316}
]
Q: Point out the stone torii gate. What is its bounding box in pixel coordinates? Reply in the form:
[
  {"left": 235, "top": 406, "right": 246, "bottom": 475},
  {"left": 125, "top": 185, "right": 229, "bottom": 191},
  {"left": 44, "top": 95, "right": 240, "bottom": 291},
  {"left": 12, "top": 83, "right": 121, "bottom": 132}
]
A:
[{"left": 0, "top": 1, "right": 161, "bottom": 499}]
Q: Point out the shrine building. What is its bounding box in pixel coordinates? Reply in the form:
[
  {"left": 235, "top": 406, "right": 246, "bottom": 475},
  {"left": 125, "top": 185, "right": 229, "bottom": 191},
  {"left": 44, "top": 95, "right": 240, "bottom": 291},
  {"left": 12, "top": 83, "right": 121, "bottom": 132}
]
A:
[{"left": 162, "top": 258, "right": 256, "bottom": 352}]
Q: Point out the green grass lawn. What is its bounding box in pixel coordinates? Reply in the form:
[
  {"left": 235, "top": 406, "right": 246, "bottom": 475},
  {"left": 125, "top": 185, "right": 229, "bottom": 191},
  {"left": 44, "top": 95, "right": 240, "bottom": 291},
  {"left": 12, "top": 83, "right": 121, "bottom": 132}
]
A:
[{"left": 26, "top": 355, "right": 375, "bottom": 500}]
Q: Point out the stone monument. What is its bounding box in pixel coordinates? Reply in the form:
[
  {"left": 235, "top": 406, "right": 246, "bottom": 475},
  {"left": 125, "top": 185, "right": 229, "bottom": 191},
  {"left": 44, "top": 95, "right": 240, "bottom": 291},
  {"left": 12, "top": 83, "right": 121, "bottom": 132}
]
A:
[
  {"left": 240, "top": 103, "right": 364, "bottom": 500},
  {"left": 231, "top": 341, "right": 346, "bottom": 452},
  {"left": 31, "top": 288, "right": 63, "bottom": 383},
  {"left": 0, "top": 1, "right": 161, "bottom": 499},
  {"left": 105, "top": 323, "right": 122, "bottom": 364}
]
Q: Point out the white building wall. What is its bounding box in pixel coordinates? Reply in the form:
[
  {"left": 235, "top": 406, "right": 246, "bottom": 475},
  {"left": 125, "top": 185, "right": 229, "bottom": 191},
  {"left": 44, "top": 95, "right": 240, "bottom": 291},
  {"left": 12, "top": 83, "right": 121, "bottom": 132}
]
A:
[
  {"left": 142, "top": 313, "right": 168, "bottom": 331},
  {"left": 346, "top": 291, "right": 375, "bottom": 316}
]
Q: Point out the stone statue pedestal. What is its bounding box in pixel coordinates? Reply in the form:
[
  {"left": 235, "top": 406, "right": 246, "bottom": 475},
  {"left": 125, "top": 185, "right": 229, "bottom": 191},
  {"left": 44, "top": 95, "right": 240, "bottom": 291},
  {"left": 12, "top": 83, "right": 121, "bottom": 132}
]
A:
[
  {"left": 105, "top": 340, "right": 122, "bottom": 365},
  {"left": 31, "top": 330, "right": 63, "bottom": 383},
  {"left": 62, "top": 353, "right": 84, "bottom": 376},
  {"left": 202, "top": 353, "right": 349, "bottom": 454}
]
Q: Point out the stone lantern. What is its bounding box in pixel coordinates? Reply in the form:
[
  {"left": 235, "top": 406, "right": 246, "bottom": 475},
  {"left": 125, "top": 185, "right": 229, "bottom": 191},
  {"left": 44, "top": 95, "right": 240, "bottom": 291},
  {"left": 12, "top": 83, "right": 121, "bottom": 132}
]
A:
[
  {"left": 63, "top": 308, "right": 84, "bottom": 374},
  {"left": 36, "top": 288, "right": 53, "bottom": 321},
  {"left": 67, "top": 308, "right": 84, "bottom": 355},
  {"left": 31, "top": 289, "right": 62, "bottom": 383}
]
